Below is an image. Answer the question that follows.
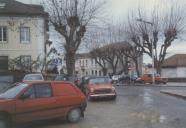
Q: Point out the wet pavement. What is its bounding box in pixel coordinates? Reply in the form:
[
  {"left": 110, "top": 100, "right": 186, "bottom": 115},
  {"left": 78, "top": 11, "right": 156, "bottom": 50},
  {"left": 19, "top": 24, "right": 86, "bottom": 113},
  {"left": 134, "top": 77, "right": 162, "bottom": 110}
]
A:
[
  {"left": 161, "top": 90, "right": 186, "bottom": 99},
  {"left": 16, "top": 86, "right": 186, "bottom": 128}
]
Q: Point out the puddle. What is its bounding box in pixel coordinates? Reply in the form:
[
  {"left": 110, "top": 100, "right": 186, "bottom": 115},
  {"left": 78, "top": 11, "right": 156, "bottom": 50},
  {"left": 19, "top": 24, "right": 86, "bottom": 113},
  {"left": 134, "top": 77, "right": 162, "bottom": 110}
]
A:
[
  {"left": 159, "top": 115, "right": 167, "bottom": 123},
  {"left": 129, "top": 109, "right": 167, "bottom": 124},
  {"left": 143, "top": 90, "right": 154, "bottom": 108}
]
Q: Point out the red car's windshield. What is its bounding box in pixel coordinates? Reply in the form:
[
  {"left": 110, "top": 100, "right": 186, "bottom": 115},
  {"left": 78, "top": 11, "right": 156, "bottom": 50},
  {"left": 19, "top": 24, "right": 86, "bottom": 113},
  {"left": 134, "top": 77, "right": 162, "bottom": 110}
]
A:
[{"left": 0, "top": 83, "right": 28, "bottom": 99}]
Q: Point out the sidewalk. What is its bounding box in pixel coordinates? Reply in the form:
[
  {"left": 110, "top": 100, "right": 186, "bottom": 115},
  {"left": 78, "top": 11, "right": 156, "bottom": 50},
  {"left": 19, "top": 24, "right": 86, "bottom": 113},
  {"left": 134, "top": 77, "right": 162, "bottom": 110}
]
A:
[
  {"left": 166, "top": 82, "right": 186, "bottom": 87},
  {"left": 160, "top": 90, "right": 186, "bottom": 99},
  {"left": 116, "top": 82, "right": 186, "bottom": 87}
]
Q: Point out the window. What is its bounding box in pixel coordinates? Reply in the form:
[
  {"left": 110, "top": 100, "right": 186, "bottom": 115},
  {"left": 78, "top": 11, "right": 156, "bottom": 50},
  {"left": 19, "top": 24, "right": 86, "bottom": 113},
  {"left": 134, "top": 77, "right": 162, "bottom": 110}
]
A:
[
  {"left": 23, "top": 86, "right": 35, "bottom": 99},
  {"left": 95, "top": 70, "right": 97, "bottom": 76},
  {"left": 89, "top": 77, "right": 110, "bottom": 84},
  {"left": 35, "top": 84, "right": 52, "bottom": 98},
  {"left": 82, "top": 60, "right": 84, "bottom": 66},
  {"left": 86, "top": 60, "right": 88, "bottom": 66},
  {"left": 0, "top": 83, "right": 28, "bottom": 99},
  {"left": 0, "top": 27, "right": 7, "bottom": 42},
  {"left": 148, "top": 74, "right": 152, "bottom": 77},
  {"left": 91, "top": 59, "right": 93, "bottom": 66},
  {"left": 0, "top": 56, "right": 8, "bottom": 70},
  {"left": 20, "top": 27, "right": 30, "bottom": 42},
  {"left": 0, "top": 3, "right": 6, "bottom": 8},
  {"left": 20, "top": 56, "right": 31, "bottom": 70},
  {"left": 99, "top": 71, "right": 102, "bottom": 76}
]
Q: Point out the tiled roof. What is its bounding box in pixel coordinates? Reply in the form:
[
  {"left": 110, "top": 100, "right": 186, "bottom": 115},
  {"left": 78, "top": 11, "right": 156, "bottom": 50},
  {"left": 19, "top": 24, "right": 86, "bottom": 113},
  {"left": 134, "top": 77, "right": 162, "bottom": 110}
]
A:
[
  {"left": 76, "top": 41, "right": 131, "bottom": 59},
  {"left": 101, "top": 41, "right": 131, "bottom": 49},
  {"left": 0, "top": 0, "right": 48, "bottom": 17},
  {"left": 76, "top": 53, "right": 91, "bottom": 59},
  {"left": 162, "top": 54, "right": 186, "bottom": 67}
]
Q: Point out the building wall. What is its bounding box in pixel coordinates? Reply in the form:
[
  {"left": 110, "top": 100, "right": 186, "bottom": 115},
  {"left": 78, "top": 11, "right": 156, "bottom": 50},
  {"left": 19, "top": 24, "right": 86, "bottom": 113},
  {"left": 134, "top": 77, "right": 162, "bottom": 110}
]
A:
[
  {"left": 161, "top": 67, "right": 186, "bottom": 78},
  {"left": 75, "top": 58, "right": 103, "bottom": 77},
  {"left": 177, "top": 67, "right": 186, "bottom": 78},
  {"left": 161, "top": 68, "right": 177, "bottom": 78},
  {"left": 75, "top": 55, "right": 143, "bottom": 77},
  {"left": 0, "top": 16, "right": 45, "bottom": 61}
]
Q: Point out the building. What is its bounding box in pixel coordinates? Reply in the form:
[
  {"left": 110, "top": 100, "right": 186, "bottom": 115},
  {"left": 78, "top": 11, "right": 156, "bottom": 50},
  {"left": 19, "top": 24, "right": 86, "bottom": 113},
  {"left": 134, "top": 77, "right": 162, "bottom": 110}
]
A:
[
  {"left": 75, "top": 53, "right": 103, "bottom": 77},
  {"left": 0, "top": 0, "right": 48, "bottom": 71},
  {"left": 75, "top": 43, "right": 143, "bottom": 77},
  {"left": 161, "top": 54, "right": 186, "bottom": 78}
]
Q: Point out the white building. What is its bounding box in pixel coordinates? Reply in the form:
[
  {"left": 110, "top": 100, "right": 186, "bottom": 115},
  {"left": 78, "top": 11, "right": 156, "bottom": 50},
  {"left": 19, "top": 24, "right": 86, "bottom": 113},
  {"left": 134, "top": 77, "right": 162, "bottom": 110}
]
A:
[
  {"left": 75, "top": 52, "right": 143, "bottom": 77},
  {"left": 0, "top": 0, "right": 48, "bottom": 71},
  {"left": 161, "top": 54, "right": 186, "bottom": 78},
  {"left": 75, "top": 53, "right": 103, "bottom": 77}
]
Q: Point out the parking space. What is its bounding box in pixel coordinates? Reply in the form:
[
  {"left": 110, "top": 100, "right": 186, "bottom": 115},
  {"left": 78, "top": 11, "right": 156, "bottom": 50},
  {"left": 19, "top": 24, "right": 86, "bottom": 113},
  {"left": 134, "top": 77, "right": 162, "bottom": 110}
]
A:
[{"left": 16, "top": 85, "right": 186, "bottom": 128}]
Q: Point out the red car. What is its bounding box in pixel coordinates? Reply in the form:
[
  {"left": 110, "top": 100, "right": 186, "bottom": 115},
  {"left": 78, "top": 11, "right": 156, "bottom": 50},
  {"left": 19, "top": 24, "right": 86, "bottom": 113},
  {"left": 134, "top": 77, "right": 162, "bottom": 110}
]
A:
[
  {"left": 0, "top": 81, "right": 86, "bottom": 128},
  {"left": 85, "top": 77, "right": 117, "bottom": 100},
  {"left": 136, "top": 74, "right": 167, "bottom": 84}
]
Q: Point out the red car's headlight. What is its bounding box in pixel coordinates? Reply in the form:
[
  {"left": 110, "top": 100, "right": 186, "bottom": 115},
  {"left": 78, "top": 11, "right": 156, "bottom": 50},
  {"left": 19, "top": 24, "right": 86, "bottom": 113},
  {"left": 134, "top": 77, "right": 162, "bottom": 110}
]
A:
[{"left": 90, "top": 88, "right": 94, "bottom": 93}]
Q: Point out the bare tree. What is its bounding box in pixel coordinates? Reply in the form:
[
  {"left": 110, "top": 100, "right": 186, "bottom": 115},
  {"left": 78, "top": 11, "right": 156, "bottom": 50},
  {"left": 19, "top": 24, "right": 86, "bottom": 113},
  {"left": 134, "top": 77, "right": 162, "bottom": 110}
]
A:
[
  {"left": 120, "top": 45, "right": 143, "bottom": 76},
  {"left": 115, "top": 42, "right": 131, "bottom": 75},
  {"left": 43, "top": 0, "right": 105, "bottom": 76},
  {"left": 102, "top": 44, "right": 120, "bottom": 75},
  {"left": 126, "top": 5, "right": 185, "bottom": 74},
  {"left": 90, "top": 48, "right": 108, "bottom": 76}
]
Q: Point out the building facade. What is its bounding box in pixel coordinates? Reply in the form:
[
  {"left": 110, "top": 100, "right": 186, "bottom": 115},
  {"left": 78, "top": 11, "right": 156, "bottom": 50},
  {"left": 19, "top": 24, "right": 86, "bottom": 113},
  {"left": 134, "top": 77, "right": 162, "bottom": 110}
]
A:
[
  {"left": 161, "top": 54, "right": 186, "bottom": 78},
  {"left": 0, "top": 0, "right": 48, "bottom": 71},
  {"left": 75, "top": 53, "right": 143, "bottom": 77},
  {"left": 75, "top": 53, "right": 103, "bottom": 77}
]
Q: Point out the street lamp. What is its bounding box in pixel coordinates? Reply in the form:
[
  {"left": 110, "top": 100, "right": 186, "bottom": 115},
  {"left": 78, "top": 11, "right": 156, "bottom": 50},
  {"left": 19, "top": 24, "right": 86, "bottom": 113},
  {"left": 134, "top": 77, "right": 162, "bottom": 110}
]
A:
[{"left": 136, "top": 18, "right": 155, "bottom": 84}]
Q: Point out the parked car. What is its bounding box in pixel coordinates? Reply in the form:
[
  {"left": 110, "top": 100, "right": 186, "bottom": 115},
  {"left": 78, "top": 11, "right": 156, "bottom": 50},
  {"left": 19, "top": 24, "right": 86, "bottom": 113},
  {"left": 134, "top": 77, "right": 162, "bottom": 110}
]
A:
[
  {"left": 55, "top": 74, "right": 81, "bottom": 86},
  {"left": 55, "top": 74, "right": 68, "bottom": 81},
  {"left": 23, "top": 74, "right": 44, "bottom": 81},
  {"left": 111, "top": 75, "right": 121, "bottom": 83},
  {"left": 0, "top": 81, "right": 87, "bottom": 128},
  {"left": 85, "top": 76, "right": 116, "bottom": 100},
  {"left": 55, "top": 74, "right": 86, "bottom": 95},
  {"left": 135, "top": 74, "right": 167, "bottom": 84},
  {"left": 118, "top": 74, "right": 138, "bottom": 84}
]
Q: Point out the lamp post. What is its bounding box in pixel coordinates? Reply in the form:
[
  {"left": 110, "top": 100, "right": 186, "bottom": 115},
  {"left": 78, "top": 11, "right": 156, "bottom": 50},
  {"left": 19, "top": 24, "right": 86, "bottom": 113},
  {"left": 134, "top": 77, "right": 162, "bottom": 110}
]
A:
[{"left": 136, "top": 18, "right": 155, "bottom": 84}]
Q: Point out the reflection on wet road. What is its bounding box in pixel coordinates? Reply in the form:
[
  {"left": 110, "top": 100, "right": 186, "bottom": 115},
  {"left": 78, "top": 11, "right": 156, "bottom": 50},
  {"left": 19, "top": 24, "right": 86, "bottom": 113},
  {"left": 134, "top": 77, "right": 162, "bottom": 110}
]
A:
[{"left": 16, "top": 86, "right": 186, "bottom": 128}]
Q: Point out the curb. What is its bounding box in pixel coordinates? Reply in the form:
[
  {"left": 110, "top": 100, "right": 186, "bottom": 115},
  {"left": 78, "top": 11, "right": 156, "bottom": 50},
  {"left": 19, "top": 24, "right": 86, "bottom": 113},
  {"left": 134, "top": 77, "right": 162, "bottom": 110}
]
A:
[
  {"left": 160, "top": 91, "right": 186, "bottom": 100},
  {"left": 115, "top": 84, "right": 186, "bottom": 87}
]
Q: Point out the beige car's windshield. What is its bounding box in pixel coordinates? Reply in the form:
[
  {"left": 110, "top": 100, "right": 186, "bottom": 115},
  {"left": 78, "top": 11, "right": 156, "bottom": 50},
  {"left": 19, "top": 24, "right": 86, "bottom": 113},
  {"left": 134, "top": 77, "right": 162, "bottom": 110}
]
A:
[{"left": 89, "top": 78, "right": 110, "bottom": 84}]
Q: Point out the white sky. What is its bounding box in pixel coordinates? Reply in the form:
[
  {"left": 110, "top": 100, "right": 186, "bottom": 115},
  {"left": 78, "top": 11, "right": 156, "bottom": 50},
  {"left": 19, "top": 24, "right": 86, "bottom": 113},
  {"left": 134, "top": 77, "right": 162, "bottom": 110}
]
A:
[{"left": 17, "top": 0, "right": 186, "bottom": 63}]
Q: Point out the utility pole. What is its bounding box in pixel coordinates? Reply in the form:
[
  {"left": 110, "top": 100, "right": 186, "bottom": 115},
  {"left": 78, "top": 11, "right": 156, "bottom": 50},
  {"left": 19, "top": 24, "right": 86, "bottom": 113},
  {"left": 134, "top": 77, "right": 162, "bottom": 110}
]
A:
[{"left": 136, "top": 18, "right": 155, "bottom": 84}]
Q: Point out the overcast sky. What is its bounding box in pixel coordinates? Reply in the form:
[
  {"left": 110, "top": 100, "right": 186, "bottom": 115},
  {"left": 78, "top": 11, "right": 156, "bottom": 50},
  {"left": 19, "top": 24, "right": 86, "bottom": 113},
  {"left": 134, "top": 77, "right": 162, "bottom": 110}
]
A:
[{"left": 17, "top": 0, "right": 186, "bottom": 63}]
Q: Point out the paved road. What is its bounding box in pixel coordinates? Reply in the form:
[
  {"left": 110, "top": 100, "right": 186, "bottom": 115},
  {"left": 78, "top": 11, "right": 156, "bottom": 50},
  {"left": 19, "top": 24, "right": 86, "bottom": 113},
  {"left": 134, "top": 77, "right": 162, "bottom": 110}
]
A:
[{"left": 16, "top": 85, "right": 186, "bottom": 128}]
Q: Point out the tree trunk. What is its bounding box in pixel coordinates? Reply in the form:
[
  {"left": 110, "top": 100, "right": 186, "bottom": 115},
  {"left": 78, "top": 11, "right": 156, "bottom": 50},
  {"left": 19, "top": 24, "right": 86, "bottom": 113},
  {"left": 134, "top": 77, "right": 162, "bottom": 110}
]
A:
[
  {"left": 102, "top": 68, "right": 107, "bottom": 76},
  {"left": 124, "top": 57, "right": 129, "bottom": 75},
  {"left": 66, "top": 51, "right": 75, "bottom": 76},
  {"left": 156, "top": 64, "right": 162, "bottom": 75},
  {"left": 112, "top": 65, "right": 117, "bottom": 75},
  {"left": 134, "top": 59, "right": 140, "bottom": 77},
  {"left": 154, "top": 59, "right": 162, "bottom": 75}
]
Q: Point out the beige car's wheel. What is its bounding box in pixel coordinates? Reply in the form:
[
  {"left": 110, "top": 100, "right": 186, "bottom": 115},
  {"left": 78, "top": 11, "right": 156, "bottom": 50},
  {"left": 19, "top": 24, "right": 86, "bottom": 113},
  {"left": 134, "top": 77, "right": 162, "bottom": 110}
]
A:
[{"left": 67, "top": 108, "right": 81, "bottom": 123}]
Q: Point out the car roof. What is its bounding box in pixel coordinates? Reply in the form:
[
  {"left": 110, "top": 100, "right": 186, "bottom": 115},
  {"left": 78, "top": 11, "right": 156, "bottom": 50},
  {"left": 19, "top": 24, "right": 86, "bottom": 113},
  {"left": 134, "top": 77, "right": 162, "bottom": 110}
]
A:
[
  {"left": 24, "top": 73, "right": 43, "bottom": 76},
  {"left": 87, "top": 76, "right": 110, "bottom": 80},
  {"left": 23, "top": 80, "right": 73, "bottom": 85}
]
